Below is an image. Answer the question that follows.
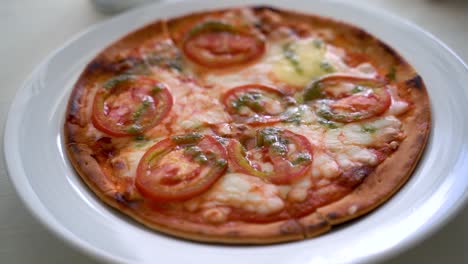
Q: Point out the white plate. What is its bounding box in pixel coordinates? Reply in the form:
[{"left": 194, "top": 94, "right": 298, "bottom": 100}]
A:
[{"left": 4, "top": 0, "right": 468, "bottom": 263}]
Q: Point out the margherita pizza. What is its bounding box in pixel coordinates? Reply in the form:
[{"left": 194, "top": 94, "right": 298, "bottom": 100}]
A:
[{"left": 65, "top": 6, "right": 431, "bottom": 243}]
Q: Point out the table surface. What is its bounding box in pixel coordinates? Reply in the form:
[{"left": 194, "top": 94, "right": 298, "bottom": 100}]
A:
[{"left": 1, "top": 0, "right": 467, "bottom": 263}]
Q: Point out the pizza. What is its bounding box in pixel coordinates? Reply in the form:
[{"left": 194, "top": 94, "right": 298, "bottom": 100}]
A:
[{"left": 64, "top": 6, "right": 431, "bottom": 243}]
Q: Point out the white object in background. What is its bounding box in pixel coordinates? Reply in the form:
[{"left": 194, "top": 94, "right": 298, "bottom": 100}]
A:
[{"left": 91, "top": 0, "right": 157, "bottom": 14}]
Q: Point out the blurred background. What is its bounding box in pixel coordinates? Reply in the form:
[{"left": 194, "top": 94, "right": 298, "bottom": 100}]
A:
[{"left": 1, "top": 0, "right": 467, "bottom": 263}]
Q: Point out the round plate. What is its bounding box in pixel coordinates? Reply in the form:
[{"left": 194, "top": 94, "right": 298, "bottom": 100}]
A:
[{"left": 4, "top": 0, "right": 468, "bottom": 263}]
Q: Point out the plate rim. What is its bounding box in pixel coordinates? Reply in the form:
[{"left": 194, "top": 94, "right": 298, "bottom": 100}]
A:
[{"left": 4, "top": 0, "right": 468, "bottom": 263}]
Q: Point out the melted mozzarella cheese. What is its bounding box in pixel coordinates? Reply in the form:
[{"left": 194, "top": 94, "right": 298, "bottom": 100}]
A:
[
  {"left": 149, "top": 69, "right": 231, "bottom": 131},
  {"left": 203, "top": 53, "right": 275, "bottom": 90},
  {"left": 172, "top": 91, "right": 231, "bottom": 130},
  {"left": 323, "top": 128, "right": 343, "bottom": 152},
  {"left": 110, "top": 147, "right": 147, "bottom": 178},
  {"left": 388, "top": 100, "right": 409, "bottom": 116},
  {"left": 191, "top": 173, "right": 285, "bottom": 219},
  {"left": 322, "top": 116, "right": 402, "bottom": 169},
  {"left": 334, "top": 153, "right": 355, "bottom": 169},
  {"left": 368, "top": 116, "right": 403, "bottom": 144},
  {"left": 282, "top": 123, "right": 324, "bottom": 146},
  {"left": 153, "top": 70, "right": 194, "bottom": 98},
  {"left": 85, "top": 125, "right": 104, "bottom": 141},
  {"left": 324, "top": 82, "right": 356, "bottom": 98},
  {"left": 324, "top": 45, "right": 348, "bottom": 73},
  {"left": 344, "top": 146, "right": 378, "bottom": 165},
  {"left": 334, "top": 146, "right": 378, "bottom": 169},
  {"left": 109, "top": 137, "right": 163, "bottom": 179},
  {"left": 266, "top": 150, "right": 341, "bottom": 203},
  {"left": 347, "top": 63, "right": 378, "bottom": 78},
  {"left": 340, "top": 124, "right": 374, "bottom": 146},
  {"left": 271, "top": 38, "right": 327, "bottom": 86},
  {"left": 311, "top": 151, "right": 341, "bottom": 179},
  {"left": 387, "top": 85, "right": 409, "bottom": 116},
  {"left": 288, "top": 175, "right": 312, "bottom": 202},
  {"left": 201, "top": 207, "right": 231, "bottom": 224},
  {"left": 277, "top": 185, "right": 292, "bottom": 199},
  {"left": 281, "top": 104, "right": 318, "bottom": 125},
  {"left": 339, "top": 116, "right": 402, "bottom": 146}
]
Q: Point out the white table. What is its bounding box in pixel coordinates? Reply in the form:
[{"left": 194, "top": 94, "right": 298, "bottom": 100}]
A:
[{"left": 1, "top": 0, "right": 467, "bottom": 263}]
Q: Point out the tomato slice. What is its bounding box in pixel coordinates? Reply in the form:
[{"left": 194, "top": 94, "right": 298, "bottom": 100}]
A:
[
  {"left": 182, "top": 21, "right": 265, "bottom": 68},
  {"left": 222, "top": 84, "right": 290, "bottom": 125},
  {"left": 304, "top": 75, "right": 391, "bottom": 122},
  {"left": 136, "top": 134, "right": 228, "bottom": 202},
  {"left": 92, "top": 75, "right": 173, "bottom": 137},
  {"left": 227, "top": 128, "right": 313, "bottom": 184}
]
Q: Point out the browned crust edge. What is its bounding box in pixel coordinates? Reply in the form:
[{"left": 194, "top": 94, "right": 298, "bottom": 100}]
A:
[{"left": 64, "top": 5, "right": 431, "bottom": 244}]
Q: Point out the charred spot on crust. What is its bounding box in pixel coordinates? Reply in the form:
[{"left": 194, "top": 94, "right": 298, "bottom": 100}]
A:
[
  {"left": 67, "top": 100, "right": 80, "bottom": 122},
  {"left": 405, "top": 75, "right": 424, "bottom": 90},
  {"left": 326, "top": 212, "right": 339, "bottom": 220},
  {"left": 85, "top": 59, "right": 113, "bottom": 75},
  {"left": 252, "top": 5, "right": 281, "bottom": 13},
  {"left": 353, "top": 28, "right": 369, "bottom": 41},
  {"left": 339, "top": 166, "right": 373, "bottom": 188},
  {"left": 91, "top": 137, "right": 115, "bottom": 163},
  {"left": 66, "top": 81, "right": 87, "bottom": 125},
  {"left": 279, "top": 220, "right": 302, "bottom": 235},
  {"left": 114, "top": 192, "right": 131, "bottom": 206},
  {"left": 113, "top": 57, "right": 143, "bottom": 72},
  {"left": 97, "top": 137, "right": 112, "bottom": 145},
  {"left": 304, "top": 219, "right": 328, "bottom": 233},
  {"left": 84, "top": 57, "right": 142, "bottom": 75},
  {"left": 64, "top": 125, "right": 78, "bottom": 145},
  {"left": 68, "top": 143, "right": 80, "bottom": 154},
  {"left": 378, "top": 42, "right": 399, "bottom": 59},
  {"left": 67, "top": 107, "right": 86, "bottom": 128}
]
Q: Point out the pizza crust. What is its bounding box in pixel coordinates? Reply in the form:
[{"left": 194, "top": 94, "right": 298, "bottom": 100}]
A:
[{"left": 64, "top": 5, "right": 431, "bottom": 244}]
